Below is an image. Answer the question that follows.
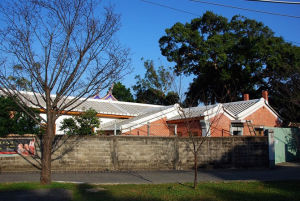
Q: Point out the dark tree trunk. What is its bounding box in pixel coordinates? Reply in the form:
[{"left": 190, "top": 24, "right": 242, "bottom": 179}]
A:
[
  {"left": 193, "top": 153, "right": 198, "bottom": 189},
  {"left": 40, "top": 111, "right": 56, "bottom": 185}
]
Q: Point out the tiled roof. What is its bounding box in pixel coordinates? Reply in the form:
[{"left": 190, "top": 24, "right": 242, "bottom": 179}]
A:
[
  {"left": 168, "top": 99, "right": 264, "bottom": 121},
  {"left": 5, "top": 91, "right": 277, "bottom": 123},
  {"left": 223, "top": 99, "right": 261, "bottom": 116},
  {"left": 167, "top": 105, "right": 216, "bottom": 121},
  {"left": 74, "top": 99, "right": 162, "bottom": 116},
  {"left": 18, "top": 91, "right": 164, "bottom": 116},
  {"left": 101, "top": 106, "right": 173, "bottom": 130}
]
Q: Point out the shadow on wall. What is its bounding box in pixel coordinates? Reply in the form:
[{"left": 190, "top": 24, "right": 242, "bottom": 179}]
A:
[
  {"left": 202, "top": 145, "right": 268, "bottom": 169},
  {"left": 1, "top": 136, "right": 270, "bottom": 172},
  {"left": 179, "top": 137, "right": 269, "bottom": 170},
  {"left": 286, "top": 128, "right": 300, "bottom": 161}
]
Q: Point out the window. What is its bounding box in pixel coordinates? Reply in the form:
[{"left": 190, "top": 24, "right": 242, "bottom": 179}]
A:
[
  {"left": 230, "top": 123, "right": 244, "bottom": 136},
  {"left": 200, "top": 120, "right": 210, "bottom": 137},
  {"left": 255, "top": 128, "right": 264, "bottom": 136}
]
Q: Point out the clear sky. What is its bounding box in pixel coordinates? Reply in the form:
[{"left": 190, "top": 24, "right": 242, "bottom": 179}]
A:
[{"left": 104, "top": 0, "right": 300, "bottom": 97}]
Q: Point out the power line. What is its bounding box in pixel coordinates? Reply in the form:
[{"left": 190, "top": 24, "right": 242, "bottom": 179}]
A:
[
  {"left": 189, "top": 0, "right": 300, "bottom": 19},
  {"left": 140, "top": 0, "right": 200, "bottom": 16},
  {"left": 246, "top": 0, "right": 300, "bottom": 4},
  {"left": 140, "top": 0, "right": 300, "bottom": 46}
]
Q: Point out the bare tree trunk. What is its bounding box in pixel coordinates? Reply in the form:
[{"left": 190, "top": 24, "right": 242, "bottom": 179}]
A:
[
  {"left": 40, "top": 112, "right": 56, "bottom": 185},
  {"left": 193, "top": 152, "right": 198, "bottom": 189}
]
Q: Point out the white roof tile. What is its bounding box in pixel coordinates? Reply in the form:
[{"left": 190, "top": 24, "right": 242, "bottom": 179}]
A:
[
  {"left": 223, "top": 99, "right": 260, "bottom": 116},
  {"left": 167, "top": 105, "right": 216, "bottom": 120},
  {"left": 101, "top": 106, "right": 173, "bottom": 130},
  {"left": 18, "top": 91, "right": 164, "bottom": 116},
  {"left": 168, "top": 99, "right": 263, "bottom": 121}
]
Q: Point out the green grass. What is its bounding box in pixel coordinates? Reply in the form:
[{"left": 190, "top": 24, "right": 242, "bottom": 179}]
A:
[{"left": 1, "top": 181, "right": 300, "bottom": 201}]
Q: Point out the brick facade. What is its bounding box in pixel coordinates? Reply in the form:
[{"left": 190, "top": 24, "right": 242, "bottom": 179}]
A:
[
  {"left": 166, "top": 105, "right": 280, "bottom": 137},
  {"left": 210, "top": 114, "right": 232, "bottom": 137},
  {"left": 167, "top": 118, "right": 203, "bottom": 137},
  {"left": 123, "top": 118, "right": 172, "bottom": 136},
  {"left": 243, "top": 106, "right": 280, "bottom": 135}
]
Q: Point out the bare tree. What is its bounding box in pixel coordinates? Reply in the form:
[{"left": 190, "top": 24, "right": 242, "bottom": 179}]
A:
[
  {"left": 176, "top": 103, "right": 224, "bottom": 189},
  {"left": 0, "top": 0, "right": 130, "bottom": 184},
  {"left": 169, "top": 75, "right": 228, "bottom": 189}
]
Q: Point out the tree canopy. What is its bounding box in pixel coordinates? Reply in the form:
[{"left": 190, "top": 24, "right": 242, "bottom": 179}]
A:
[
  {"left": 112, "top": 82, "right": 134, "bottom": 102},
  {"left": 133, "top": 59, "right": 179, "bottom": 105},
  {"left": 159, "top": 11, "right": 300, "bottom": 121},
  {"left": 0, "top": 96, "right": 40, "bottom": 137},
  {"left": 159, "top": 12, "right": 299, "bottom": 102},
  {"left": 60, "top": 108, "right": 100, "bottom": 135}
]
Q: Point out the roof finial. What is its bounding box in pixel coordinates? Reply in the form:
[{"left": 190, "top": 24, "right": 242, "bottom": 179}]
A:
[
  {"left": 93, "top": 84, "right": 102, "bottom": 99},
  {"left": 109, "top": 83, "right": 114, "bottom": 94},
  {"left": 99, "top": 83, "right": 118, "bottom": 101}
]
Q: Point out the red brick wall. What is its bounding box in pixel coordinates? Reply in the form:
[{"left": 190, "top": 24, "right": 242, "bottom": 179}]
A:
[
  {"left": 243, "top": 106, "right": 280, "bottom": 135},
  {"left": 121, "top": 105, "right": 280, "bottom": 137},
  {"left": 169, "top": 114, "right": 232, "bottom": 137},
  {"left": 210, "top": 113, "right": 232, "bottom": 137},
  {"left": 123, "top": 118, "right": 172, "bottom": 136},
  {"left": 173, "top": 120, "right": 203, "bottom": 137}
]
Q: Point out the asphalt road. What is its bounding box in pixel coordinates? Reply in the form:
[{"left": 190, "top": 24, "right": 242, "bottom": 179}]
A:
[{"left": 1, "top": 162, "right": 300, "bottom": 184}]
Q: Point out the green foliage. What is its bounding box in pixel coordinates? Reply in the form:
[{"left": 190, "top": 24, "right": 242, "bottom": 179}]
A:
[
  {"left": 7, "top": 65, "right": 31, "bottom": 91},
  {"left": 59, "top": 118, "right": 77, "bottom": 135},
  {"left": 165, "top": 91, "right": 180, "bottom": 105},
  {"left": 135, "top": 88, "right": 165, "bottom": 105},
  {"left": 1, "top": 181, "right": 300, "bottom": 201},
  {"left": 133, "top": 59, "right": 179, "bottom": 105},
  {"left": 60, "top": 108, "right": 100, "bottom": 135},
  {"left": 269, "top": 66, "right": 300, "bottom": 123},
  {"left": 0, "top": 96, "right": 40, "bottom": 137},
  {"left": 159, "top": 11, "right": 300, "bottom": 109},
  {"left": 112, "top": 82, "right": 134, "bottom": 102}
]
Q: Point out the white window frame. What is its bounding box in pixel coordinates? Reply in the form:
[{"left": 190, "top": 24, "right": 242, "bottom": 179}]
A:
[
  {"left": 230, "top": 122, "right": 244, "bottom": 136},
  {"left": 200, "top": 120, "right": 210, "bottom": 137}
]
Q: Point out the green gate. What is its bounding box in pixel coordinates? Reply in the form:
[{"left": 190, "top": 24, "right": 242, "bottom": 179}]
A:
[{"left": 266, "top": 127, "right": 300, "bottom": 164}]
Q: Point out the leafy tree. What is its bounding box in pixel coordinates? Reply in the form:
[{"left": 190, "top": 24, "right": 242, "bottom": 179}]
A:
[
  {"left": 60, "top": 108, "right": 100, "bottom": 135},
  {"left": 269, "top": 66, "right": 300, "bottom": 123},
  {"left": 159, "top": 11, "right": 300, "bottom": 188},
  {"left": 165, "top": 91, "right": 180, "bottom": 105},
  {"left": 7, "top": 65, "right": 31, "bottom": 91},
  {"left": 0, "top": 96, "right": 39, "bottom": 137},
  {"left": 159, "top": 11, "right": 300, "bottom": 107},
  {"left": 112, "top": 82, "right": 134, "bottom": 102},
  {"left": 135, "top": 87, "right": 165, "bottom": 105},
  {"left": 133, "top": 59, "right": 179, "bottom": 105},
  {"left": 0, "top": 0, "right": 129, "bottom": 184},
  {"left": 59, "top": 118, "right": 78, "bottom": 136}
]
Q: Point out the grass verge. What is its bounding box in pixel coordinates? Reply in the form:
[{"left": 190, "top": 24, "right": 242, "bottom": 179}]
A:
[{"left": 0, "top": 180, "right": 300, "bottom": 201}]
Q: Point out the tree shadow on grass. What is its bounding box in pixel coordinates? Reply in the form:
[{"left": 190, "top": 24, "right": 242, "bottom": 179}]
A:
[
  {"left": 202, "top": 181, "right": 300, "bottom": 201},
  {"left": 0, "top": 188, "right": 72, "bottom": 201},
  {"left": 73, "top": 183, "right": 219, "bottom": 201},
  {"left": 73, "top": 183, "right": 164, "bottom": 201}
]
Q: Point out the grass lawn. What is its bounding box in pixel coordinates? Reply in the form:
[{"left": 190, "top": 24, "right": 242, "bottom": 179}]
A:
[{"left": 0, "top": 181, "right": 300, "bottom": 201}]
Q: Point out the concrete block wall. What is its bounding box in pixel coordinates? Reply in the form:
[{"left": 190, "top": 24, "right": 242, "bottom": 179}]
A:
[{"left": 0, "top": 136, "right": 269, "bottom": 172}]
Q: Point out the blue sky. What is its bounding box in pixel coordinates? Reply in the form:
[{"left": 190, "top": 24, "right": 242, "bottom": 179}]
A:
[{"left": 104, "top": 0, "right": 300, "bottom": 97}]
